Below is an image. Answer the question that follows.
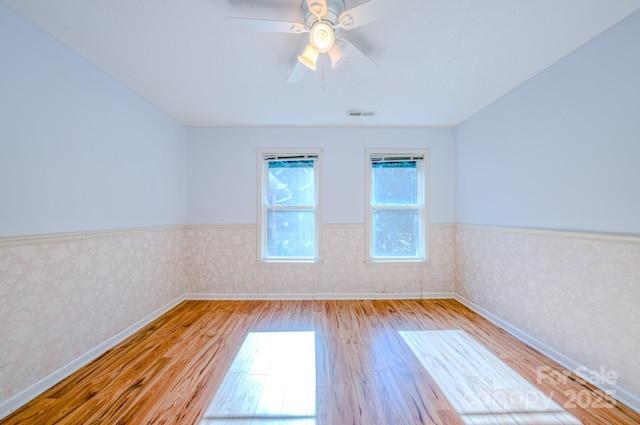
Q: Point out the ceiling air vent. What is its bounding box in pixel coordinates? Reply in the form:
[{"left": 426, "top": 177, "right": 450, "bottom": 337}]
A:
[{"left": 347, "top": 110, "right": 376, "bottom": 117}]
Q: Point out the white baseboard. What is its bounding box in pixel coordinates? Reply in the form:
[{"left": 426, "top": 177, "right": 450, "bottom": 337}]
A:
[
  {"left": 0, "top": 294, "right": 187, "bottom": 420},
  {"left": 185, "top": 292, "right": 455, "bottom": 300},
  {"left": 454, "top": 294, "right": 640, "bottom": 414}
]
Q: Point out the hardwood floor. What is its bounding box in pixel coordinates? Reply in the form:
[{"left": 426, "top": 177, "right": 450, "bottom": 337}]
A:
[
  {"left": 400, "top": 330, "right": 581, "bottom": 424},
  {"left": 2, "top": 299, "right": 639, "bottom": 424}
]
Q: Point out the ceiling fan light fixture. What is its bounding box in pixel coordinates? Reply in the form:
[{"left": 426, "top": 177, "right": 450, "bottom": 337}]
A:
[
  {"left": 298, "top": 44, "right": 319, "bottom": 71},
  {"left": 328, "top": 42, "right": 347, "bottom": 69},
  {"left": 309, "top": 21, "right": 335, "bottom": 53}
]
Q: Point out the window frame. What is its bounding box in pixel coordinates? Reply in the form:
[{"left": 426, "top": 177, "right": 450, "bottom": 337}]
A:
[
  {"left": 365, "top": 149, "right": 429, "bottom": 263},
  {"left": 257, "top": 148, "right": 322, "bottom": 263}
]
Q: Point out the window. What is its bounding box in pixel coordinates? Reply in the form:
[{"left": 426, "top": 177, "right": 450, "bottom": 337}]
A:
[
  {"left": 259, "top": 150, "right": 321, "bottom": 262},
  {"left": 366, "top": 150, "right": 428, "bottom": 262}
]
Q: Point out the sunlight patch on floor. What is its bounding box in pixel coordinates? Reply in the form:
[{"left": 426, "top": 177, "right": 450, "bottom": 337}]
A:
[
  {"left": 200, "top": 331, "right": 316, "bottom": 425},
  {"left": 400, "top": 330, "right": 582, "bottom": 425}
]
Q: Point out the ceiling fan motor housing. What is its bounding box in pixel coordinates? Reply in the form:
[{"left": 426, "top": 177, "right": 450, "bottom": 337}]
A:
[{"left": 302, "top": 0, "right": 345, "bottom": 27}]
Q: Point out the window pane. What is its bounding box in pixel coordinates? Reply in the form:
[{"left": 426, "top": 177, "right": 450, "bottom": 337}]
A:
[
  {"left": 267, "top": 210, "right": 315, "bottom": 258},
  {"left": 372, "top": 209, "right": 418, "bottom": 257},
  {"left": 268, "top": 160, "right": 315, "bottom": 206},
  {"left": 371, "top": 161, "right": 417, "bottom": 206}
]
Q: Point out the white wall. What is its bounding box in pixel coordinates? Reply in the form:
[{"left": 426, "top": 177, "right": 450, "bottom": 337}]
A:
[
  {"left": 0, "top": 4, "right": 188, "bottom": 411},
  {"left": 187, "top": 126, "right": 455, "bottom": 225},
  {"left": 0, "top": 4, "right": 186, "bottom": 238},
  {"left": 455, "top": 10, "right": 640, "bottom": 235},
  {"left": 185, "top": 126, "right": 456, "bottom": 299},
  {"left": 454, "top": 10, "right": 640, "bottom": 404}
]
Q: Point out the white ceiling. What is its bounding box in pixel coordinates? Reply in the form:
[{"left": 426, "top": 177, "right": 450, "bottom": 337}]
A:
[{"left": 3, "top": 0, "right": 640, "bottom": 127}]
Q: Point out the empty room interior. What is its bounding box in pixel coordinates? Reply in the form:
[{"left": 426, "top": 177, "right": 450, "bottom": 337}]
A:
[{"left": 1, "top": 1, "right": 639, "bottom": 424}]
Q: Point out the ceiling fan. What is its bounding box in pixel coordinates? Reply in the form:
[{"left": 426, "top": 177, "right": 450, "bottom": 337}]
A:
[{"left": 227, "top": 0, "right": 391, "bottom": 82}]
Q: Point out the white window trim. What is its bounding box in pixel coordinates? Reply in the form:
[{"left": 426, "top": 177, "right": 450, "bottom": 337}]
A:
[
  {"left": 257, "top": 148, "right": 323, "bottom": 264},
  {"left": 365, "top": 148, "right": 429, "bottom": 263}
]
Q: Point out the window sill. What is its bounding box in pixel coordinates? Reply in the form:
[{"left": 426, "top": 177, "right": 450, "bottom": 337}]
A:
[
  {"left": 364, "top": 259, "right": 429, "bottom": 267},
  {"left": 257, "top": 260, "right": 324, "bottom": 268}
]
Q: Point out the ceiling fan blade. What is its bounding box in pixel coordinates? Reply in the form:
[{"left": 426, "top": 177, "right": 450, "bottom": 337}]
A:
[
  {"left": 226, "top": 17, "right": 307, "bottom": 34},
  {"left": 288, "top": 60, "right": 309, "bottom": 83},
  {"left": 337, "top": 0, "right": 394, "bottom": 30},
  {"left": 306, "top": 0, "right": 328, "bottom": 20},
  {"left": 338, "top": 38, "right": 378, "bottom": 72}
]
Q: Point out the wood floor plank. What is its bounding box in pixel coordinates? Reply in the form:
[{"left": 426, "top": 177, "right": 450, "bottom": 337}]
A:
[
  {"left": 400, "top": 330, "right": 581, "bottom": 424},
  {"left": 2, "top": 299, "right": 640, "bottom": 425}
]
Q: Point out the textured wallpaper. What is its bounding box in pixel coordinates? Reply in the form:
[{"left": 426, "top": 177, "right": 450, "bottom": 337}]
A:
[
  {"left": 6, "top": 223, "right": 637, "bottom": 409},
  {"left": 1, "top": 224, "right": 455, "bottom": 406},
  {"left": 184, "top": 224, "right": 456, "bottom": 296},
  {"left": 456, "top": 225, "right": 640, "bottom": 396},
  {"left": 0, "top": 228, "right": 186, "bottom": 403}
]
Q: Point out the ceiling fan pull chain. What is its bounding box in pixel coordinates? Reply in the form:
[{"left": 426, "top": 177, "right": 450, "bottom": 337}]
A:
[{"left": 322, "top": 54, "right": 326, "bottom": 90}]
